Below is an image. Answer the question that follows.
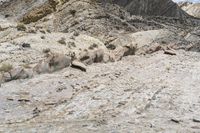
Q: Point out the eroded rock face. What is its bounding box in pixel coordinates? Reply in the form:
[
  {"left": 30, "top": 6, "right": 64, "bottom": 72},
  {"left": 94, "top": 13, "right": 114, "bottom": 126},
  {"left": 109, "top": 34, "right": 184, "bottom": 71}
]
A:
[
  {"left": 71, "top": 60, "right": 87, "bottom": 72},
  {"left": 20, "top": 0, "right": 58, "bottom": 24},
  {"left": 181, "top": 3, "right": 200, "bottom": 18},
  {"left": 185, "top": 27, "right": 200, "bottom": 42},
  {"left": 0, "top": 0, "right": 49, "bottom": 20},
  {"left": 105, "top": 0, "right": 189, "bottom": 18}
]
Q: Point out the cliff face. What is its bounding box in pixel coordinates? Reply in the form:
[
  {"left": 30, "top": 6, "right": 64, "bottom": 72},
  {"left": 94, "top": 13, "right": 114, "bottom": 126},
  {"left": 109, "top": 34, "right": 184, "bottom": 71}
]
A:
[
  {"left": 0, "top": 0, "right": 198, "bottom": 37},
  {"left": 0, "top": 0, "right": 190, "bottom": 20},
  {"left": 105, "top": 0, "right": 189, "bottom": 18},
  {"left": 0, "top": 0, "right": 49, "bottom": 21},
  {"left": 181, "top": 3, "right": 200, "bottom": 18}
]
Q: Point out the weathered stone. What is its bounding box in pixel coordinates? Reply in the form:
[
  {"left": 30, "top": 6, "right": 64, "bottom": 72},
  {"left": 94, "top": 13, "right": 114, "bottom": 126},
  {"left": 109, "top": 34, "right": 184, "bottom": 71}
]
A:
[
  {"left": 106, "top": 0, "right": 189, "bottom": 18},
  {"left": 193, "top": 117, "right": 200, "bottom": 123},
  {"left": 71, "top": 60, "right": 87, "bottom": 72},
  {"left": 21, "top": 43, "right": 31, "bottom": 48},
  {"left": 181, "top": 3, "right": 200, "bottom": 18},
  {"left": 164, "top": 50, "right": 176, "bottom": 55},
  {"left": 42, "top": 48, "right": 51, "bottom": 53},
  {"left": 171, "top": 118, "right": 180, "bottom": 123},
  {"left": 20, "top": 0, "right": 58, "bottom": 24}
]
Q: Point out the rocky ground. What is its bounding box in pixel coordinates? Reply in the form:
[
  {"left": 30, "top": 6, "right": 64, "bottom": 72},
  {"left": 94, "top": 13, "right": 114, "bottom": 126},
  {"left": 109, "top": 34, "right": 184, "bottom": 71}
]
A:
[
  {"left": 0, "top": 0, "right": 200, "bottom": 132},
  {"left": 1, "top": 50, "right": 200, "bottom": 132}
]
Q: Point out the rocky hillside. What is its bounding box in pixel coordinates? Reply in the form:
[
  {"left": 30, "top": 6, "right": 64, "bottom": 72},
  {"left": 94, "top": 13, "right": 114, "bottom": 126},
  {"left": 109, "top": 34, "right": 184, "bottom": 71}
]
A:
[
  {"left": 106, "top": 0, "right": 189, "bottom": 17},
  {"left": 0, "top": 0, "right": 200, "bottom": 132},
  {"left": 179, "top": 2, "right": 200, "bottom": 18}
]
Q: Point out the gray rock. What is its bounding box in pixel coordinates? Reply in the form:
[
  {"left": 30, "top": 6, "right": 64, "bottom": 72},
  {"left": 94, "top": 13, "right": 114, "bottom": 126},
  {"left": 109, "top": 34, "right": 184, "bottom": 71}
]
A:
[
  {"left": 106, "top": 0, "right": 189, "bottom": 18},
  {"left": 21, "top": 43, "right": 31, "bottom": 48},
  {"left": 71, "top": 60, "right": 87, "bottom": 72},
  {"left": 42, "top": 48, "right": 51, "bottom": 53},
  {"left": 164, "top": 50, "right": 176, "bottom": 55},
  {"left": 193, "top": 117, "right": 200, "bottom": 123},
  {"left": 171, "top": 118, "right": 180, "bottom": 123}
]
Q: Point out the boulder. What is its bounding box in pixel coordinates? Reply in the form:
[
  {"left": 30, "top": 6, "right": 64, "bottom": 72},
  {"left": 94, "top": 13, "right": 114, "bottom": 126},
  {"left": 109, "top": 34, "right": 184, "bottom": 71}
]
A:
[{"left": 71, "top": 60, "right": 87, "bottom": 72}]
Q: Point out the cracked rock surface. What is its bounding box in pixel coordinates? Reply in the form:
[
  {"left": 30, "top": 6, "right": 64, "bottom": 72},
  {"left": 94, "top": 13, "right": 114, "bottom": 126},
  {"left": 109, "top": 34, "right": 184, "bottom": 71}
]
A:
[{"left": 0, "top": 50, "right": 200, "bottom": 132}]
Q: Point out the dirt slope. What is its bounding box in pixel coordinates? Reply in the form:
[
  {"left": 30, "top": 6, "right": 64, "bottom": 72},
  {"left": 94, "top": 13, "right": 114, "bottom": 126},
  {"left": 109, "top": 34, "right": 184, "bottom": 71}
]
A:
[
  {"left": 0, "top": 0, "right": 200, "bottom": 132},
  {"left": 1, "top": 51, "right": 200, "bottom": 132}
]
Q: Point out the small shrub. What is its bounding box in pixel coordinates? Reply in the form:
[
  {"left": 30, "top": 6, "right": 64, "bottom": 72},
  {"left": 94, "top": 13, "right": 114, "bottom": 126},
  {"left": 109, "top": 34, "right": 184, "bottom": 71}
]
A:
[
  {"left": 73, "top": 31, "right": 79, "bottom": 36},
  {"left": 16, "top": 23, "right": 26, "bottom": 31},
  {"left": 58, "top": 37, "right": 66, "bottom": 45},
  {"left": 161, "top": 41, "right": 167, "bottom": 44},
  {"left": 41, "top": 36, "right": 45, "bottom": 39},
  {"left": 42, "top": 48, "right": 51, "bottom": 53},
  {"left": 69, "top": 9, "right": 76, "bottom": 16},
  {"left": 0, "top": 63, "right": 13, "bottom": 72},
  {"left": 22, "top": 64, "right": 31, "bottom": 69},
  {"left": 166, "top": 66, "right": 170, "bottom": 71},
  {"left": 89, "top": 43, "right": 98, "bottom": 50}
]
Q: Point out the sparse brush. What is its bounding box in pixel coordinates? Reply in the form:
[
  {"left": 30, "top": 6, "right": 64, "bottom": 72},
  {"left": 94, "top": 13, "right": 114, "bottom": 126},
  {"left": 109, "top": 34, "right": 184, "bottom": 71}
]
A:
[
  {"left": 22, "top": 64, "right": 31, "bottom": 69},
  {"left": 58, "top": 37, "right": 66, "bottom": 45},
  {"left": 0, "top": 63, "right": 13, "bottom": 72},
  {"left": 69, "top": 9, "right": 76, "bottom": 16},
  {"left": 166, "top": 66, "right": 170, "bottom": 71},
  {"left": 16, "top": 23, "right": 26, "bottom": 31},
  {"left": 89, "top": 43, "right": 98, "bottom": 50},
  {"left": 42, "top": 48, "right": 51, "bottom": 53}
]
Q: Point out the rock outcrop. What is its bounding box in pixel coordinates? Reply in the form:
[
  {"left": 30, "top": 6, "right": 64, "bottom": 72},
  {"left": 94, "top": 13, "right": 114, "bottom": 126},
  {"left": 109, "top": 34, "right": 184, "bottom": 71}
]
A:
[
  {"left": 180, "top": 2, "right": 200, "bottom": 18},
  {"left": 105, "top": 0, "right": 189, "bottom": 18}
]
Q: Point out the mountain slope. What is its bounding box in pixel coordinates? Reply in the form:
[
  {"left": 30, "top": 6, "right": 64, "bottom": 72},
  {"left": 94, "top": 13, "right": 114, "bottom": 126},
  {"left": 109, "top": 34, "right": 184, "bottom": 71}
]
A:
[
  {"left": 181, "top": 3, "right": 200, "bottom": 18},
  {"left": 105, "top": 0, "right": 189, "bottom": 18}
]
